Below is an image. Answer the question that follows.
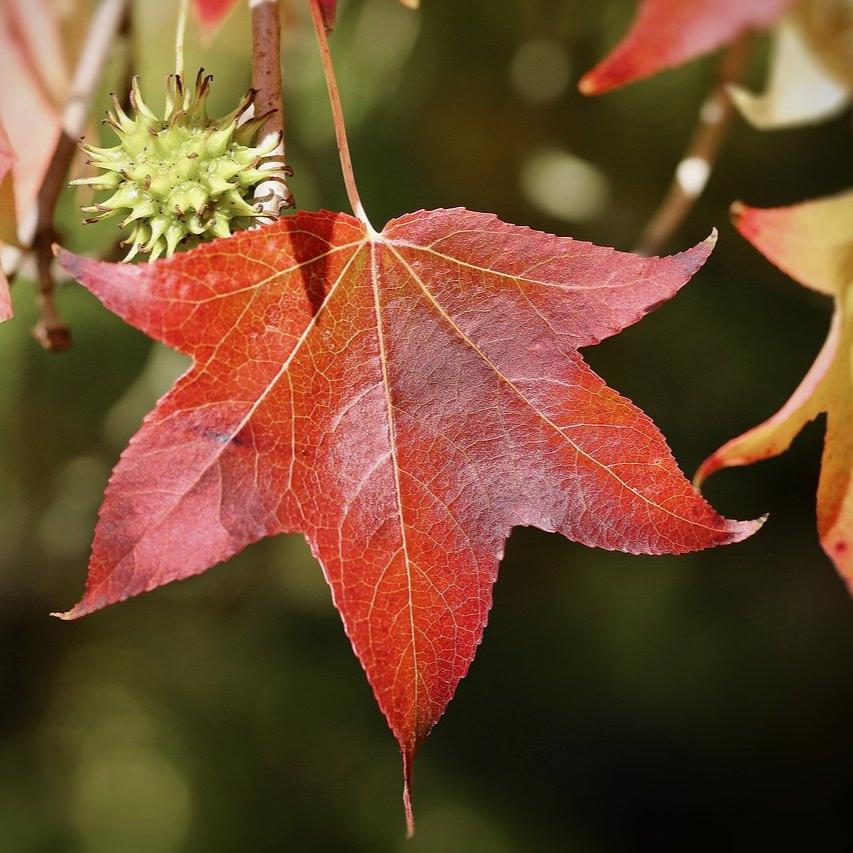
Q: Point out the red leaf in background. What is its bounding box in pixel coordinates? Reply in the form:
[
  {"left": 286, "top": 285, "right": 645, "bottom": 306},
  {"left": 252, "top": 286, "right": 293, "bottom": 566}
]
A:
[
  {"left": 0, "top": 0, "right": 64, "bottom": 224},
  {"left": 192, "top": 0, "right": 239, "bottom": 33},
  {"left": 579, "top": 0, "right": 792, "bottom": 95},
  {"left": 697, "top": 190, "right": 853, "bottom": 590},
  {"left": 191, "top": 0, "right": 416, "bottom": 34},
  {"left": 57, "top": 209, "right": 759, "bottom": 823},
  {"left": 0, "top": 123, "right": 16, "bottom": 322},
  {"left": 318, "top": 0, "right": 338, "bottom": 30}
]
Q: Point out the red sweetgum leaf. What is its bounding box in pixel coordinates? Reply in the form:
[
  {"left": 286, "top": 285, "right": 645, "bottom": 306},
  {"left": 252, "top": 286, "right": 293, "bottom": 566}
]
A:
[
  {"left": 579, "top": 0, "right": 792, "bottom": 95},
  {"left": 697, "top": 190, "right": 853, "bottom": 590},
  {"left": 57, "top": 209, "right": 760, "bottom": 826}
]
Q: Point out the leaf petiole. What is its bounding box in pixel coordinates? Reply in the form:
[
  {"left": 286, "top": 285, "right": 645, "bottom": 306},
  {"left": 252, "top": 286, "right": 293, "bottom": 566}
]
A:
[{"left": 308, "top": 0, "right": 374, "bottom": 231}]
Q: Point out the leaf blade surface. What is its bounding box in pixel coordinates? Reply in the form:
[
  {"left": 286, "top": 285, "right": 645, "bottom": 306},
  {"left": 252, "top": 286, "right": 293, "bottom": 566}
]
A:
[{"left": 58, "top": 208, "right": 759, "bottom": 799}]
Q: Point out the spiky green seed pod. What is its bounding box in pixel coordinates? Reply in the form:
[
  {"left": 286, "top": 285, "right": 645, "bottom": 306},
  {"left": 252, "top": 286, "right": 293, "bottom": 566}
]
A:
[{"left": 74, "top": 70, "right": 284, "bottom": 262}]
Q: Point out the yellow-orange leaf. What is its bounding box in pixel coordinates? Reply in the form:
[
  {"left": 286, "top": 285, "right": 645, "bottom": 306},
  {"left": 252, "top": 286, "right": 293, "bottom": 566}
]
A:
[
  {"left": 697, "top": 190, "right": 853, "bottom": 589},
  {"left": 730, "top": 1, "right": 853, "bottom": 129}
]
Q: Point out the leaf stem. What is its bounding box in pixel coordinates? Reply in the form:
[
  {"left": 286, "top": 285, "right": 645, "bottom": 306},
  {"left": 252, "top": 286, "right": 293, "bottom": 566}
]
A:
[
  {"left": 634, "top": 36, "right": 751, "bottom": 256},
  {"left": 308, "top": 0, "right": 372, "bottom": 229},
  {"left": 250, "top": 0, "right": 294, "bottom": 219}
]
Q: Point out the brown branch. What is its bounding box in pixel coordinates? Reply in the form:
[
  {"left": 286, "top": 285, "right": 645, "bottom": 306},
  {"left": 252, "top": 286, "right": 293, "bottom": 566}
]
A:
[
  {"left": 25, "top": 0, "right": 130, "bottom": 350},
  {"left": 250, "top": 0, "right": 294, "bottom": 220},
  {"left": 634, "top": 36, "right": 751, "bottom": 257}
]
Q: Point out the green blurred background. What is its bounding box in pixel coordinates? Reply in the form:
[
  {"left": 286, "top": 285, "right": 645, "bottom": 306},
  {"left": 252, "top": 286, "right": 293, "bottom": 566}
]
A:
[{"left": 2, "top": 0, "right": 853, "bottom": 850}]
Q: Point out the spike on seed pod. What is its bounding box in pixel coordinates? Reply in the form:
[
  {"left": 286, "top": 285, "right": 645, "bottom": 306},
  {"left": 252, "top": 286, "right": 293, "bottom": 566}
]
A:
[{"left": 72, "top": 70, "right": 281, "bottom": 262}]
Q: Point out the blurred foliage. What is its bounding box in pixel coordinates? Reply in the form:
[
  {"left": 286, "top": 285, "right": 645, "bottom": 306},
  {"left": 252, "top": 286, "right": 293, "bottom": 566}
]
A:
[{"left": 2, "top": 0, "right": 853, "bottom": 850}]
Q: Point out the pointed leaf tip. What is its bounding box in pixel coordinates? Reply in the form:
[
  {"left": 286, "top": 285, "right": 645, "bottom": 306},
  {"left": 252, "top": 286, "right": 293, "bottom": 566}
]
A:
[
  {"left": 403, "top": 782, "right": 415, "bottom": 838},
  {"left": 577, "top": 74, "right": 598, "bottom": 96},
  {"left": 192, "top": 0, "right": 239, "bottom": 34},
  {"left": 663, "top": 230, "right": 716, "bottom": 281},
  {"left": 50, "top": 610, "right": 75, "bottom": 621},
  {"left": 579, "top": 0, "right": 789, "bottom": 95},
  {"left": 51, "top": 596, "right": 98, "bottom": 621},
  {"left": 402, "top": 751, "right": 415, "bottom": 837},
  {"left": 697, "top": 228, "right": 718, "bottom": 264},
  {"left": 733, "top": 513, "right": 768, "bottom": 541}
]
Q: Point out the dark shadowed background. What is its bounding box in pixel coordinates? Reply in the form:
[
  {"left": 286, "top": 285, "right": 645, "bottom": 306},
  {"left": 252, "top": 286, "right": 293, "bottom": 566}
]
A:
[{"left": 2, "top": 0, "right": 853, "bottom": 850}]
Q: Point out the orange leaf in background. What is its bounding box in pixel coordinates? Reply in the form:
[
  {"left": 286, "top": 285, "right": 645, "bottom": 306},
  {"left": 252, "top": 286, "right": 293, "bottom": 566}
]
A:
[
  {"left": 697, "top": 190, "right": 853, "bottom": 590},
  {"left": 579, "top": 0, "right": 792, "bottom": 95},
  {"left": 57, "top": 208, "right": 759, "bottom": 823},
  {"left": 729, "top": 0, "right": 853, "bottom": 129}
]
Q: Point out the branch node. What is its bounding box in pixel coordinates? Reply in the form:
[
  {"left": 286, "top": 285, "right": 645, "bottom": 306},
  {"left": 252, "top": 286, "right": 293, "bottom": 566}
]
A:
[{"left": 250, "top": 0, "right": 291, "bottom": 220}]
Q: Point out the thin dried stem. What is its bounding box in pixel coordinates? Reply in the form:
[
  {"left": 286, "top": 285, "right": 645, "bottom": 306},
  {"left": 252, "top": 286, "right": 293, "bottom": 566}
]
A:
[
  {"left": 23, "top": 0, "right": 129, "bottom": 350},
  {"left": 635, "top": 36, "right": 751, "bottom": 256},
  {"left": 175, "top": 0, "right": 189, "bottom": 79},
  {"left": 308, "top": 0, "right": 371, "bottom": 228},
  {"left": 33, "top": 230, "right": 71, "bottom": 351},
  {"left": 250, "top": 0, "right": 294, "bottom": 220}
]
